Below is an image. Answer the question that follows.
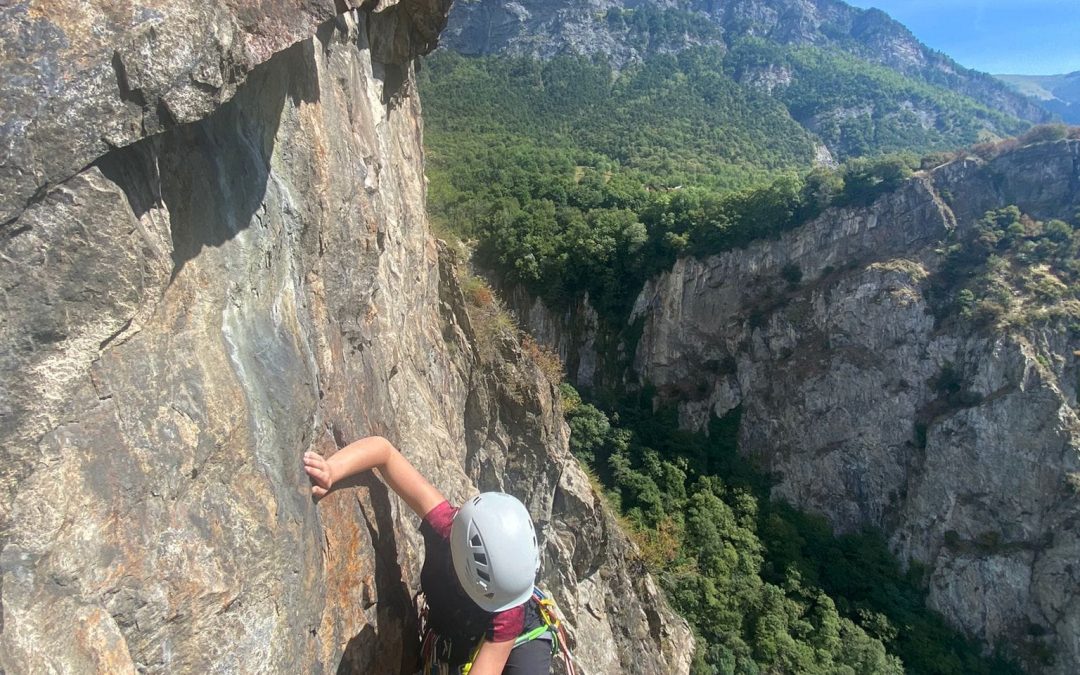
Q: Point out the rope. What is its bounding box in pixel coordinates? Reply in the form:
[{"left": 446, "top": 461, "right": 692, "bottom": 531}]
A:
[{"left": 531, "top": 588, "right": 578, "bottom": 675}]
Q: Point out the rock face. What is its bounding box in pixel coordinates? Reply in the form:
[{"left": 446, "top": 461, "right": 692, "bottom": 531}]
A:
[
  {"left": 440, "top": 0, "right": 709, "bottom": 68},
  {"left": 623, "top": 140, "right": 1080, "bottom": 671},
  {"left": 506, "top": 141, "right": 1080, "bottom": 671},
  {"left": 440, "top": 0, "right": 1048, "bottom": 124},
  {"left": 0, "top": 3, "right": 692, "bottom": 673},
  {"left": 1, "top": 0, "right": 346, "bottom": 226}
]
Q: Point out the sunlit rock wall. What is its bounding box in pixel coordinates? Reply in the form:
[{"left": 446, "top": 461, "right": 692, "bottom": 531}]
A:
[
  {"left": 629, "top": 140, "right": 1080, "bottom": 672},
  {"left": 0, "top": 3, "right": 692, "bottom": 672}
]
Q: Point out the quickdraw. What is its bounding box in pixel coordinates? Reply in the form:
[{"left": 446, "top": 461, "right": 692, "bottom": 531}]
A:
[
  {"left": 418, "top": 593, "right": 453, "bottom": 675},
  {"left": 530, "top": 587, "right": 577, "bottom": 675},
  {"left": 420, "top": 629, "right": 453, "bottom": 675}
]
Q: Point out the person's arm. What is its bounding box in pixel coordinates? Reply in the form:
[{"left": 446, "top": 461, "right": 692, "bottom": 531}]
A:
[
  {"left": 467, "top": 638, "right": 515, "bottom": 675},
  {"left": 303, "top": 436, "right": 445, "bottom": 518}
]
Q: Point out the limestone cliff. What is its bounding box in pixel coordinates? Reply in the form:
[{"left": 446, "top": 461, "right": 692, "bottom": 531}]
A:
[
  {"left": 515, "top": 140, "right": 1080, "bottom": 672},
  {"left": 0, "top": 2, "right": 692, "bottom": 672}
]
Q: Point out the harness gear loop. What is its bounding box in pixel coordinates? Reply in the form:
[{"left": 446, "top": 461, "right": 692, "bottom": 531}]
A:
[{"left": 417, "top": 592, "right": 454, "bottom": 675}]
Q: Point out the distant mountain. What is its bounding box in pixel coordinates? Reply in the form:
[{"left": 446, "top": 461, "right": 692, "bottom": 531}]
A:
[
  {"left": 429, "top": 1, "right": 1044, "bottom": 166},
  {"left": 441, "top": 0, "right": 1050, "bottom": 125},
  {"left": 996, "top": 72, "right": 1080, "bottom": 124}
]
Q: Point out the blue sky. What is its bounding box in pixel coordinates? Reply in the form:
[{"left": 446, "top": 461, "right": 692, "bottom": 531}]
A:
[{"left": 845, "top": 0, "right": 1080, "bottom": 75}]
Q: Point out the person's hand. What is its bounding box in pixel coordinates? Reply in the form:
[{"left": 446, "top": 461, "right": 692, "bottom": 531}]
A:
[{"left": 303, "top": 451, "right": 334, "bottom": 498}]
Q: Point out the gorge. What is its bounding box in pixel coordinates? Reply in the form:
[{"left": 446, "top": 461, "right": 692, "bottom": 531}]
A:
[
  {"left": 511, "top": 138, "right": 1080, "bottom": 673},
  {"left": 3, "top": 0, "right": 1080, "bottom": 673}
]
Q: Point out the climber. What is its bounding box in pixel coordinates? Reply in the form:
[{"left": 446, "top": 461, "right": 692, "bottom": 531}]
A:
[{"left": 303, "top": 436, "right": 555, "bottom": 675}]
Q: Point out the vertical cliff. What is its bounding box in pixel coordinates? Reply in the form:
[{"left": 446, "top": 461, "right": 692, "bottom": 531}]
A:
[
  {"left": 625, "top": 140, "right": 1080, "bottom": 671},
  {"left": 504, "top": 139, "right": 1080, "bottom": 671},
  {"left": 0, "top": 2, "right": 692, "bottom": 672}
]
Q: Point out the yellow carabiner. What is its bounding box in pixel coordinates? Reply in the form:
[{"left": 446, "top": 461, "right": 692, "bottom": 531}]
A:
[{"left": 461, "top": 636, "right": 485, "bottom": 675}]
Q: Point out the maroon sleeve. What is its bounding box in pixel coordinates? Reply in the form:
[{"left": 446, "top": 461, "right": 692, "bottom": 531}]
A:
[
  {"left": 487, "top": 605, "right": 526, "bottom": 642},
  {"left": 421, "top": 500, "right": 457, "bottom": 540}
]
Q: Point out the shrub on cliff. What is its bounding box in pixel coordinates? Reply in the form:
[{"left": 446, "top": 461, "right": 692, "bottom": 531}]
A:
[
  {"left": 436, "top": 143, "right": 925, "bottom": 325},
  {"left": 833, "top": 153, "right": 919, "bottom": 207},
  {"left": 929, "top": 205, "right": 1080, "bottom": 327},
  {"left": 1018, "top": 123, "right": 1069, "bottom": 145}
]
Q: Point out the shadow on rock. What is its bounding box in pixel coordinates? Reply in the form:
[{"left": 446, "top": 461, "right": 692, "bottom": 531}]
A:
[
  {"left": 333, "top": 471, "right": 420, "bottom": 674},
  {"left": 96, "top": 38, "right": 322, "bottom": 278}
]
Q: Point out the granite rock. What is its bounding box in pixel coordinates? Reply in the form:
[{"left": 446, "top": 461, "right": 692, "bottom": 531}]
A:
[{"left": 627, "top": 140, "right": 1080, "bottom": 672}]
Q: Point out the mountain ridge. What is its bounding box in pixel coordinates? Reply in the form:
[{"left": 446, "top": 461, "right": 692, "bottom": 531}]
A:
[
  {"left": 440, "top": 0, "right": 1050, "bottom": 125},
  {"left": 997, "top": 71, "right": 1080, "bottom": 124}
]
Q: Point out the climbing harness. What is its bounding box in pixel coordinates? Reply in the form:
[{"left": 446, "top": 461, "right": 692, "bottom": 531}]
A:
[
  {"left": 421, "top": 628, "right": 459, "bottom": 675},
  {"left": 459, "top": 588, "right": 578, "bottom": 675},
  {"left": 420, "top": 587, "right": 578, "bottom": 675}
]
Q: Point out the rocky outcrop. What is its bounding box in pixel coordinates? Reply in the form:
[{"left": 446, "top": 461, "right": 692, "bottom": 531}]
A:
[
  {"left": 1, "top": 0, "right": 341, "bottom": 226},
  {"left": 505, "top": 287, "right": 605, "bottom": 391},
  {"left": 624, "top": 140, "right": 1080, "bottom": 671},
  {"left": 439, "top": 0, "right": 718, "bottom": 67},
  {"left": 0, "top": 3, "right": 691, "bottom": 673}
]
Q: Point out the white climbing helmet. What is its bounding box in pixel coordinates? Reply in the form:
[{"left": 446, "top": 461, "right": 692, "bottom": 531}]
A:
[{"left": 450, "top": 492, "right": 540, "bottom": 612}]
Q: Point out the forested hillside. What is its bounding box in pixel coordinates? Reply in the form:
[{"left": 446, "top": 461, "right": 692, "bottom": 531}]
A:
[
  {"left": 438, "top": 125, "right": 1080, "bottom": 673},
  {"left": 420, "top": 50, "right": 819, "bottom": 194},
  {"left": 997, "top": 72, "right": 1080, "bottom": 124},
  {"left": 726, "top": 39, "right": 1027, "bottom": 158},
  {"left": 419, "top": 44, "right": 1047, "bottom": 322},
  {"left": 420, "top": 1, "right": 1079, "bottom": 672},
  {"left": 559, "top": 384, "right": 1025, "bottom": 674},
  {"left": 421, "top": 41, "right": 1080, "bottom": 672},
  {"left": 441, "top": 0, "right": 1049, "bottom": 123},
  {"left": 424, "top": 23, "right": 1031, "bottom": 178}
]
